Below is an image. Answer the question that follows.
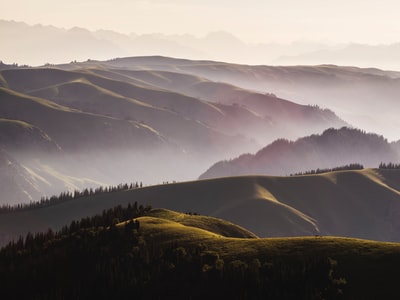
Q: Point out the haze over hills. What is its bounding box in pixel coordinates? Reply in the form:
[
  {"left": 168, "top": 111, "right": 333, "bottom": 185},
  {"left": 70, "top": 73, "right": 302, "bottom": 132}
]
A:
[
  {"left": 112, "top": 56, "right": 400, "bottom": 141},
  {"left": 0, "top": 55, "right": 399, "bottom": 211},
  {"left": 0, "top": 58, "right": 347, "bottom": 204},
  {"left": 200, "top": 127, "right": 400, "bottom": 179},
  {"left": 0, "top": 149, "right": 43, "bottom": 204},
  {"left": 104, "top": 55, "right": 400, "bottom": 142},
  {"left": 4, "top": 4, "right": 400, "bottom": 298},
  {"left": 274, "top": 42, "right": 400, "bottom": 70}
]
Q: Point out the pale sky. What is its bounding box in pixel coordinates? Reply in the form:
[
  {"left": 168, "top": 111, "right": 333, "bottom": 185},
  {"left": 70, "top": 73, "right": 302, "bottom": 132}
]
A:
[{"left": 2, "top": 0, "right": 400, "bottom": 44}]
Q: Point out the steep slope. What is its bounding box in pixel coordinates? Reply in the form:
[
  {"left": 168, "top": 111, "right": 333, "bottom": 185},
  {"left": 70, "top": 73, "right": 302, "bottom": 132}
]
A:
[
  {"left": 200, "top": 127, "right": 400, "bottom": 179},
  {"left": 0, "top": 149, "right": 43, "bottom": 204},
  {"left": 2, "top": 168, "right": 400, "bottom": 246}
]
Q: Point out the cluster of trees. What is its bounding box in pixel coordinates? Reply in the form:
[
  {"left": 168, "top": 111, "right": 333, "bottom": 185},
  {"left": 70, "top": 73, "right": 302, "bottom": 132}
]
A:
[
  {"left": 290, "top": 163, "right": 364, "bottom": 176},
  {"left": 379, "top": 162, "right": 400, "bottom": 169},
  {"left": 1, "top": 203, "right": 149, "bottom": 253},
  {"left": 0, "top": 202, "right": 345, "bottom": 299},
  {"left": 0, "top": 182, "right": 143, "bottom": 214}
]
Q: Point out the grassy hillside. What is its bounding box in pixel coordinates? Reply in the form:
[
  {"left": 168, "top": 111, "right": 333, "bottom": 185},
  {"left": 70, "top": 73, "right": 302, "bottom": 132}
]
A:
[
  {"left": 0, "top": 118, "right": 60, "bottom": 154},
  {"left": 2, "top": 168, "right": 400, "bottom": 247},
  {"left": 99, "top": 68, "right": 346, "bottom": 143},
  {"left": 1, "top": 67, "right": 259, "bottom": 156},
  {"left": 139, "top": 208, "right": 257, "bottom": 239},
  {"left": 1, "top": 65, "right": 346, "bottom": 148},
  {"left": 2, "top": 203, "right": 400, "bottom": 299},
  {"left": 0, "top": 87, "right": 166, "bottom": 152}
]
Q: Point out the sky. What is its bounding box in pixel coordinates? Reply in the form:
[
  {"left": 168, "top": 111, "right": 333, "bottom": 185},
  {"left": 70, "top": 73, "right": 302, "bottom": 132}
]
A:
[{"left": 2, "top": 0, "right": 400, "bottom": 44}]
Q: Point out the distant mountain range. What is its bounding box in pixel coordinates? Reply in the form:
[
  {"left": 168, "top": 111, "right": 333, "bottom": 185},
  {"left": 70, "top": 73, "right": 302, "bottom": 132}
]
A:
[
  {"left": 3, "top": 19, "right": 400, "bottom": 71},
  {"left": 200, "top": 127, "right": 400, "bottom": 179}
]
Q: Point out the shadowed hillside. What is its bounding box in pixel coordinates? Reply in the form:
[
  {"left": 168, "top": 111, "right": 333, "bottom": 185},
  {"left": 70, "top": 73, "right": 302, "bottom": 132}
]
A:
[
  {"left": 0, "top": 118, "right": 60, "bottom": 154},
  {"left": 0, "top": 87, "right": 166, "bottom": 152},
  {"left": 200, "top": 127, "right": 400, "bottom": 179}
]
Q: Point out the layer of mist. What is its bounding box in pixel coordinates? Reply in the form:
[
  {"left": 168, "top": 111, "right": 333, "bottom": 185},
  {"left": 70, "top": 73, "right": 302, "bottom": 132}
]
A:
[{"left": 1, "top": 55, "right": 399, "bottom": 205}]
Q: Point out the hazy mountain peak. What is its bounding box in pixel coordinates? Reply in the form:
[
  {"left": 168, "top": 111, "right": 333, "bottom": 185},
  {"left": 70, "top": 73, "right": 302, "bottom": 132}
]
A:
[
  {"left": 200, "top": 127, "right": 399, "bottom": 179},
  {"left": 204, "top": 30, "right": 244, "bottom": 43}
]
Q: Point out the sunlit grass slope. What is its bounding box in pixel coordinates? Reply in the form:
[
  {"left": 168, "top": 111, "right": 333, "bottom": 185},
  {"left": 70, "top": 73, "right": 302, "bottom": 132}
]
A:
[{"left": 125, "top": 208, "right": 257, "bottom": 240}]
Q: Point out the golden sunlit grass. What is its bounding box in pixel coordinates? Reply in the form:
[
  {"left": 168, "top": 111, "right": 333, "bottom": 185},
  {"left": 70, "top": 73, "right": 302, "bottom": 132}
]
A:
[
  {"left": 0, "top": 118, "right": 35, "bottom": 129},
  {"left": 125, "top": 208, "right": 400, "bottom": 259},
  {"left": 134, "top": 208, "right": 257, "bottom": 238}
]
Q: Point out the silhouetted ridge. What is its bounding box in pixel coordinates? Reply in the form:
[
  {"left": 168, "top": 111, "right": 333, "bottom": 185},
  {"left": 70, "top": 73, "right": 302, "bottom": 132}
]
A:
[
  {"left": 0, "top": 182, "right": 144, "bottom": 214},
  {"left": 290, "top": 163, "right": 364, "bottom": 176},
  {"left": 200, "top": 127, "right": 399, "bottom": 179},
  {"left": 379, "top": 162, "right": 400, "bottom": 169}
]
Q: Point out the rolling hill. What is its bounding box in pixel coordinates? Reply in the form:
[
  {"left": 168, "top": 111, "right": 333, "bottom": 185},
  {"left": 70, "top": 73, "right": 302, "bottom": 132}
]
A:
[
  {"left": 137, "top": 208, "right": 257, "bottom": 239},
  {"left": 0, "top": 66, "right": 345, "bottom": 147},
  {"left": 0, "top": 87, "right": 166, "bottom": 152},
  {"left": 2, "top": 167, "right": 400, "bottom": 247},
  {"left": 88, "top": 68, "right": 345, "bottom": 143},
  {"left": 0, "top": 118, "right": 60, "bottom": 154},
  {"left": 200, "top": 127, "right": 400, "bottom": 179}
]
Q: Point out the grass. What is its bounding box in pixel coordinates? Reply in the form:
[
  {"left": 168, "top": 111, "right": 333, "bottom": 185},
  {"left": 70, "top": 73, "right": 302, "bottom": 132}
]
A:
[
  {"left": 133, "top": 208, "right": 257, "bottom": 238},
  {"left": 0, "top": 118, "right": 35, "bottom": 129}
]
